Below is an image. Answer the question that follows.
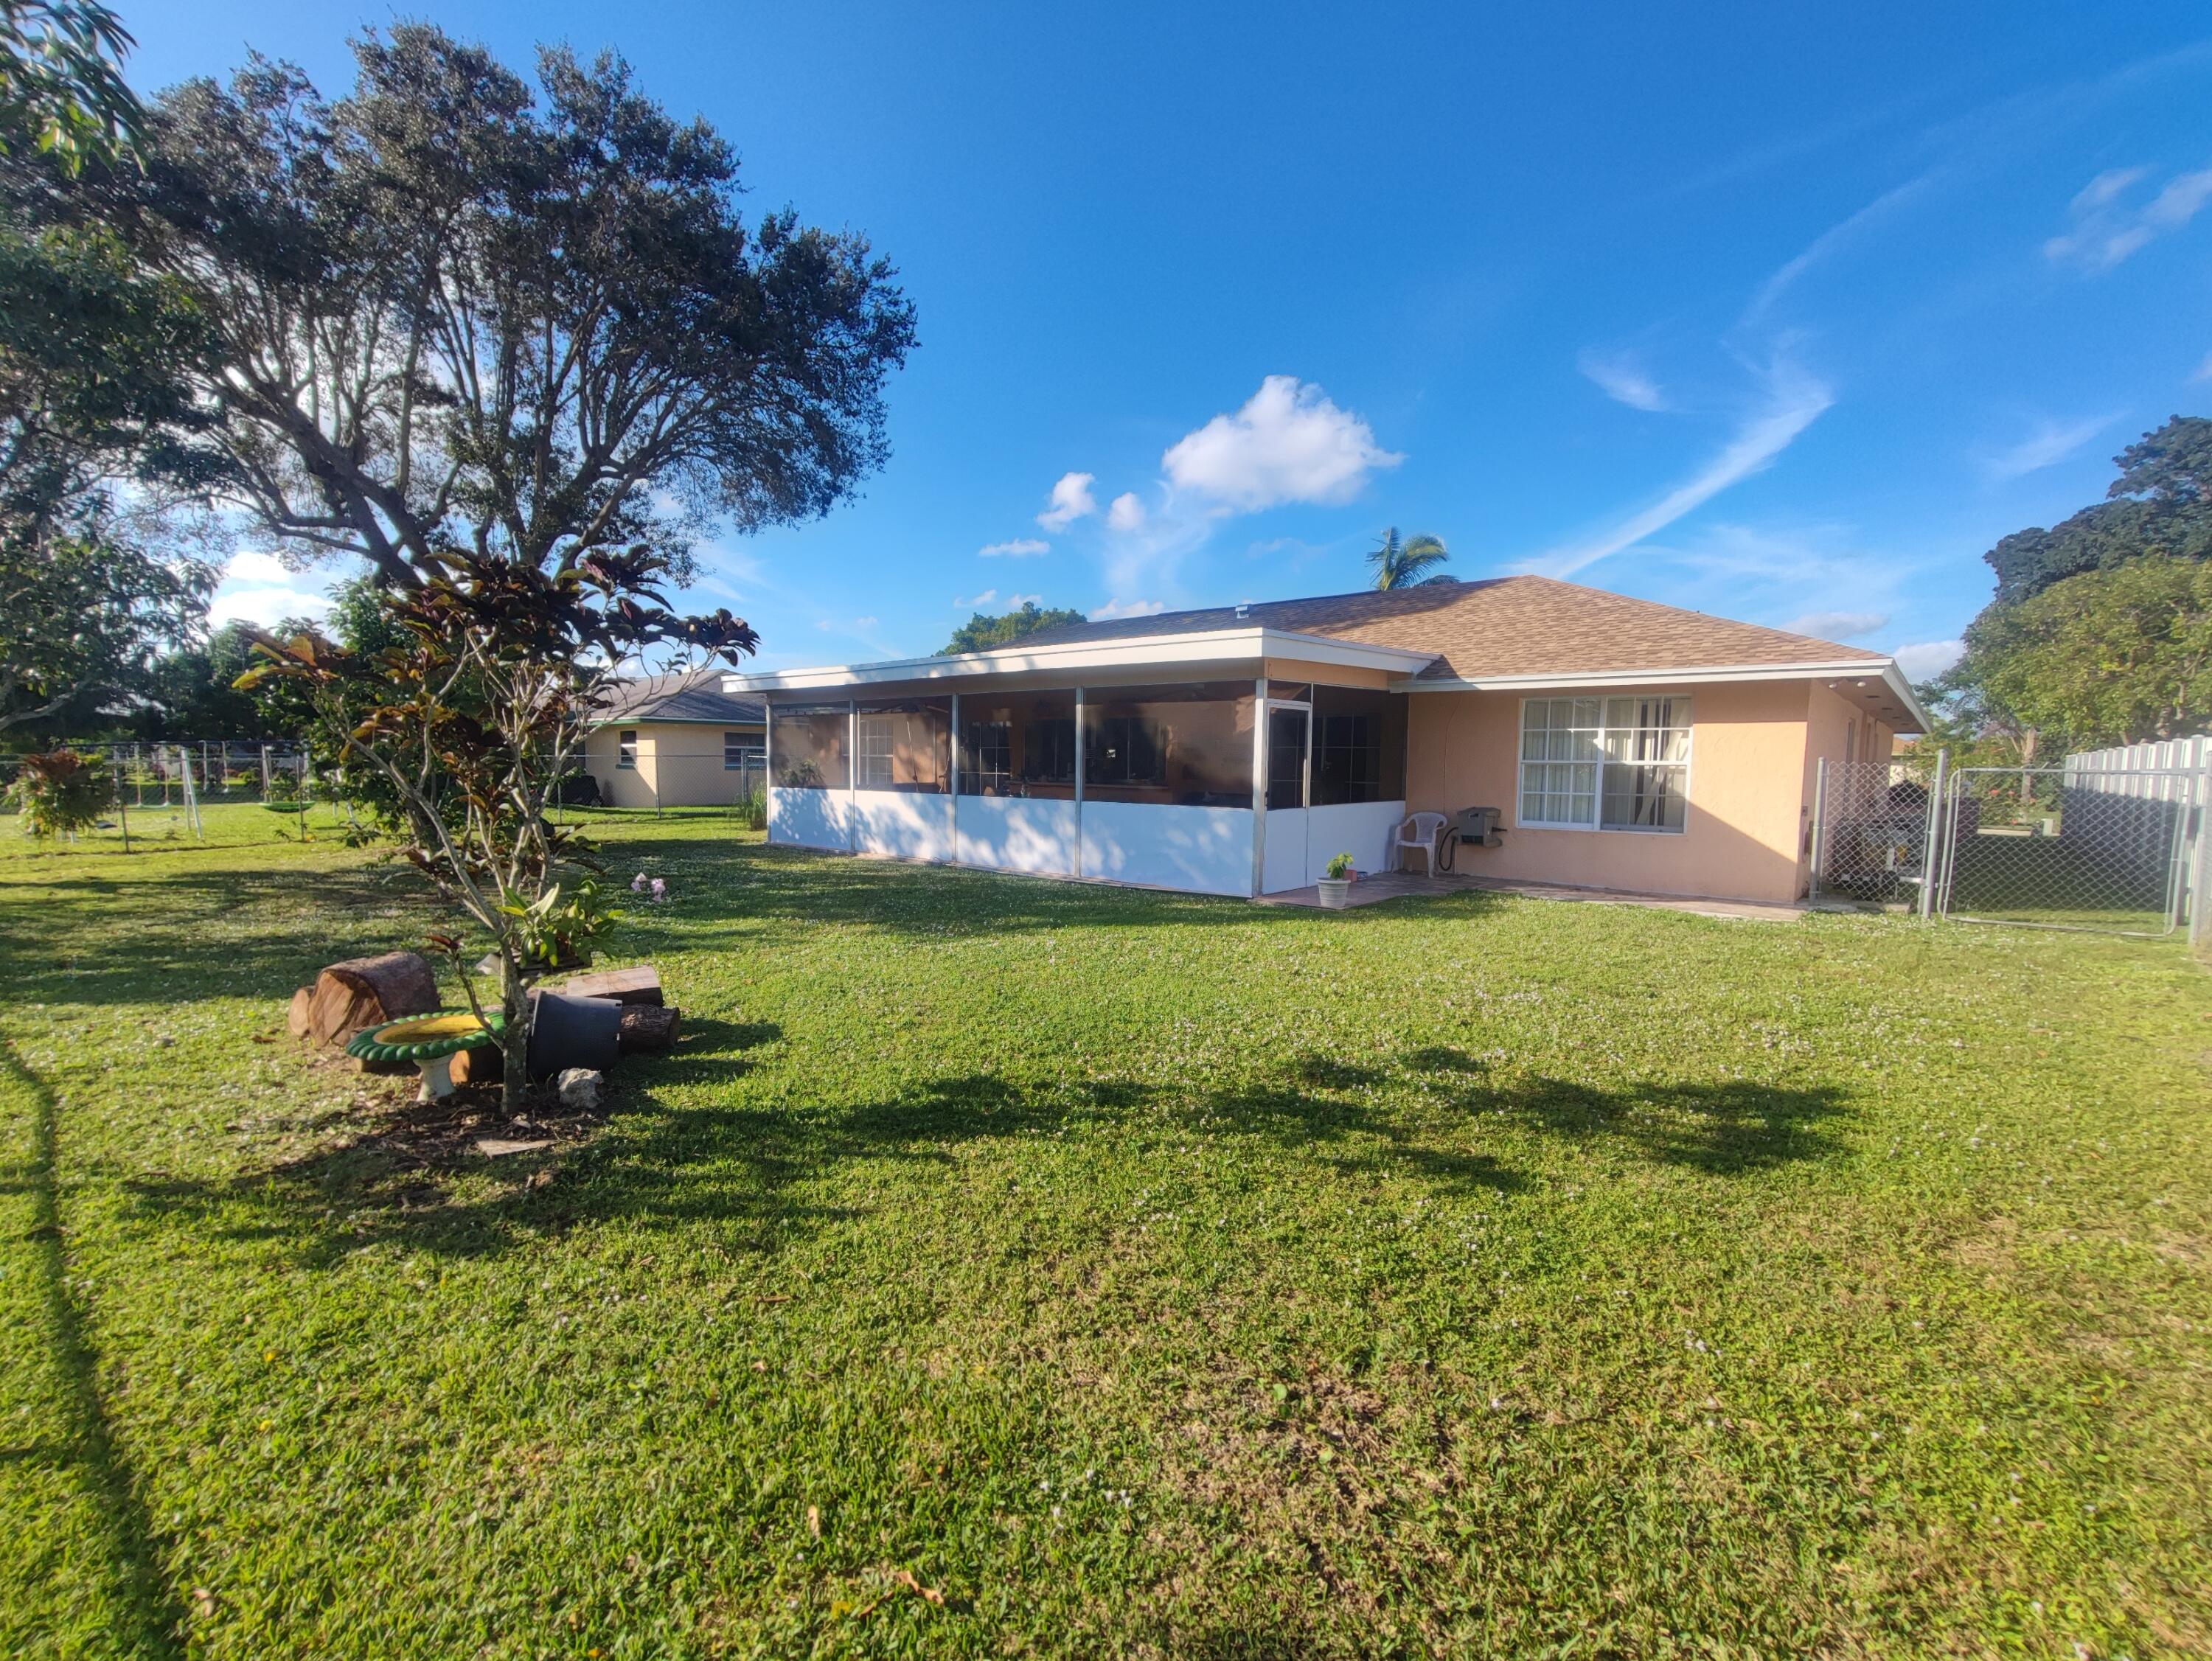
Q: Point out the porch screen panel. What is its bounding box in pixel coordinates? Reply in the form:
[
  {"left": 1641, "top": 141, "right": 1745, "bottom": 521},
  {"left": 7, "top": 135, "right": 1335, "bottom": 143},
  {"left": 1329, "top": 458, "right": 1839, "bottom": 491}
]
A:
[
  {"left": 1311, "top": 686, "right": 1408, "bottom": 805},
  {"left": 855, "top": 697, "right": 951, "bottom": 793},
  {"left": 770, "top": 703, "right": 851, "bottom": 790},
  {"left": 957, "top": 692, "right": 1076, "bottom": 799},
  {"left": 1081, "top": 681, "right": 1255, "bottom": 808}
]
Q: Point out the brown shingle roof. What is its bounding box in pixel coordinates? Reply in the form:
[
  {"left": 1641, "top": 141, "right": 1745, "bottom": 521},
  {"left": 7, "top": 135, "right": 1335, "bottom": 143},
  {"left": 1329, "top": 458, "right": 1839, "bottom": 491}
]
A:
[{"left": 1006, "top": 575, "right": 1890, "bottom": 680}]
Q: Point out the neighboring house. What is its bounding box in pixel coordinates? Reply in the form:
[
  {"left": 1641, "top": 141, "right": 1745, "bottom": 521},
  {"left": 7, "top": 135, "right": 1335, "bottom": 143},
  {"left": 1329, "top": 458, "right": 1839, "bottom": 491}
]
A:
[
  {"left": 725, "top": 576, "right": 1927, "bottom": 904},
  {"left": 582, "top": 669, "right": 765, "bottom": 808}
]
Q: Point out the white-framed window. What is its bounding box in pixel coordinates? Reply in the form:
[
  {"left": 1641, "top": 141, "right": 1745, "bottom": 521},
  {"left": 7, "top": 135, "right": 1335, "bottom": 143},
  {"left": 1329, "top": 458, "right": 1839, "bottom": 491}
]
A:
[
  {"left": 857, "top": 712, "right": 896, "bottom": 790},
  {"left": 723, "top": 732, "right": 763, "bottom": 770},
  {"left": 1517, "top": 695, "right": 1691, "bottom": 832},
  {"left": 616, "top": 729, "right": 639, "bottom": 770}
]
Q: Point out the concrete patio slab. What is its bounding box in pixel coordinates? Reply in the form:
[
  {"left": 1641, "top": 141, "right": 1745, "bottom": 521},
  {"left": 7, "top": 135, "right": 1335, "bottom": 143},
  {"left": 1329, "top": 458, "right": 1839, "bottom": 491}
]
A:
[{"left": 1254, "top": 869, "right": 1806, "bottom": 922}]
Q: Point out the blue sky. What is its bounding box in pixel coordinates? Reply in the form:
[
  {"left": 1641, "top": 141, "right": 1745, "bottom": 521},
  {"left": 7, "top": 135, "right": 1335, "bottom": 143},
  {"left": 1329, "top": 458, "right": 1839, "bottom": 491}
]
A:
[{"left": 127, "top": 2, "right": 2212, "bottom": 681}]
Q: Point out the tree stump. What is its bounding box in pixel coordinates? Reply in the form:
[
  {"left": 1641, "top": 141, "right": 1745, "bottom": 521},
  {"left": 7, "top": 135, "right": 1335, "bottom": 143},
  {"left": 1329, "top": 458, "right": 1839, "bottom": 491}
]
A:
[
  {"left": 616, "top": 1003, "right": 680, "bottom": 1052},
  {"left": 302, "top": 951, "right": 440, "bottom": 1048}
]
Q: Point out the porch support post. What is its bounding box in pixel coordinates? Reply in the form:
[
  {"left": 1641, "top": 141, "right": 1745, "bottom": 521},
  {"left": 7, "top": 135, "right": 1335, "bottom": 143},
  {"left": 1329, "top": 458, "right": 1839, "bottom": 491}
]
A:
[
  {"left": 847, "top": 698, "right": 858, "bottom": 852},
  {"left": 1919, "top": 748, "right": 1948, "bottom": 920},
  {"left": 949, "top": 692, "right": 961, "bottom": 867},
  {"left": 1808, "top": 757, "right": 1828, "bottom": 899},
  {"left": 1074, "top": 686, "right": 1085, "bottom": 880},
  {"left": 761, "top": 693, "right": 774, "bottom": 841},
  {"left": 1250, "top": 676, "right": 1267, "bottom": 897}
]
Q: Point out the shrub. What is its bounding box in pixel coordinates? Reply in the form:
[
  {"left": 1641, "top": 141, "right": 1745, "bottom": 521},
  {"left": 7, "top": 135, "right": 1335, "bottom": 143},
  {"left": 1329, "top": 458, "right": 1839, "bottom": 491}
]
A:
[{"left": 7, "top": 751, "right": 112, "bottom": 840}]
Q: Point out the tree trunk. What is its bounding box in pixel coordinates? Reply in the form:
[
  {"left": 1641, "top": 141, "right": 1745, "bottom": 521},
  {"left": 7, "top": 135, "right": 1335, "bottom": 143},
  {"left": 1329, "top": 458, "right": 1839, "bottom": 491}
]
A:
[
  {"left": 304, "top": 950, "right": 440, "bottom": 1048},
  {"left": 498, "top": 950, "right": 530, "bottom": 1117}
]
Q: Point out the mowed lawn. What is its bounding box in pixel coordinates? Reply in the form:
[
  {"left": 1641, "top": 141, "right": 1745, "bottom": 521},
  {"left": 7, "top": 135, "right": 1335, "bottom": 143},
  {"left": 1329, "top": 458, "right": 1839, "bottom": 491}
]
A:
[{"left": 4, "top": 808, "right": 2209, "bottom": 1659}]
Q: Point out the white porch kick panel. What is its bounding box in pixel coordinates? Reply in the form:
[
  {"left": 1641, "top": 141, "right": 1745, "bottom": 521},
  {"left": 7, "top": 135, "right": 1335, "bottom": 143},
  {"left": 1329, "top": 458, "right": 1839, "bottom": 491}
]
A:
[
  {"left": 852, "top": 791, "right": 956, "bottom": 862},
  {"left": 768, "top": 786, "right": 852, "bottom": 851},
  {"left": 956, "top": 796, "right": 1079, "bottom": 876},
  {"left": 1262, "top": 808, "right": 1309, "bottom": 894},
  {"left": 1306, "top": 801, "right": 1406, "bottom": 882},
  {"left": 1082, "top": 801, "right": 1253, "bottom": 896}
]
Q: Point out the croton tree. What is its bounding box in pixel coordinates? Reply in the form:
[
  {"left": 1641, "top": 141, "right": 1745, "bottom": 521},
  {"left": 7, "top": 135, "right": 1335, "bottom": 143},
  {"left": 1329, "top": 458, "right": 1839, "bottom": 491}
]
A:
[{"left": 246, "top": 547, "right": 756, "bottom": 1110}]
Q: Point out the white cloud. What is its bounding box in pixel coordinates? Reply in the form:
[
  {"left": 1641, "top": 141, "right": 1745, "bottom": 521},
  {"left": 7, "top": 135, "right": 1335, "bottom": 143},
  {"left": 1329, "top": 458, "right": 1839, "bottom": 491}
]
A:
[
  {"left": 1035, "top": 473, "right": 1097, "bottom": 532},
  {"left": 1782, "top": 609, "right": 1889, "bottom": 640},
  {"left": 1892, "top": 638, "right": 1965, "bottom": 681},
  {"left": 1979, "top": 412, "right": 2118, "bottom": 481},
  {"left": 1093, "top": 597, "right": 1166, "bottom": 619},
  {"left": 1160, "top": 375, "right": 1401, "bottom": 511},
  {"left": 2192, "top": 349, "right": 2212, "bottom": 382},
  {"left": 2045, "top": 162, "right": 2212, "bottom": 269},
  {"left": 1578, "top": 348, "right": 1668, "bottom": 412},
  {"left": 1534, "top": 356, "right": 1834, "bottom": 578},
  {"left": 955, "top": 588, "right": 999, "bottom": 609},
  {"left": 979, "top": 537, "right": 1050, "bottom": 558},
  {"left": 855, "top": 615, "right": 878, "bottom": 630},
  {"left": 1106, "top": 491, "right": 1147, "bottom": 532},
  {"left": 223, "top": 549, "right": 295, "bottom": 585},
  {"left": 208, "top": 585, "right": 333, "bottom": 629},
  {"left": 1007, "top": 592, "right": 1041, "bottom": 607},
  {"left": 209, "top": 549, "right": 335, "bottom": 629}
]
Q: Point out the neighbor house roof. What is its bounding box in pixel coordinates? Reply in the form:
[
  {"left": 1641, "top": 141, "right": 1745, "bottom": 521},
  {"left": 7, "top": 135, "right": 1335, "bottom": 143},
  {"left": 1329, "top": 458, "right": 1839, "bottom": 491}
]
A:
[
  {"left": 591, "top": 668, "right": 764, "bottom": 727},
  {"left": 1009, "top": 575, "right": 1890, "bottom": 682}
]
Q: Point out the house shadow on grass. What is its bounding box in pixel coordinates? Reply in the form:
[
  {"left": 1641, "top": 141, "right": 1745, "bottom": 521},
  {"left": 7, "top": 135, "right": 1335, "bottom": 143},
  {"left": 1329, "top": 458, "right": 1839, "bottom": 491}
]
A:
[{"left": 114, "top": 1036, "right": 1852, "bottom": 1274}]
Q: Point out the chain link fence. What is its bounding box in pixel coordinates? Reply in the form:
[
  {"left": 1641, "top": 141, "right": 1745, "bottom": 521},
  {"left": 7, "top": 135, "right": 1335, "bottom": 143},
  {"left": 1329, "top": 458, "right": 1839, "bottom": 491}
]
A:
[{"left": 1812, "top": 742, "right": 2209, "bottom": 941}]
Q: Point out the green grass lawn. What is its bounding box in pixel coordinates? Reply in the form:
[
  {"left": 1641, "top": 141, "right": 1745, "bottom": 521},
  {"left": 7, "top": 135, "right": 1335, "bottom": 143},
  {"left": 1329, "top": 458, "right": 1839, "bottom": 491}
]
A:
[{"left": 4, "top": 808, "right": 2208, "bottom": 1657}]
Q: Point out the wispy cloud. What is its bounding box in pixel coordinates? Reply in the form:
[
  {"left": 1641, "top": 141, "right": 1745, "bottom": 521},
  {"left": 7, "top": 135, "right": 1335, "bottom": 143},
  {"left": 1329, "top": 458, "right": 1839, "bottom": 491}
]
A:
[
  {"left": 954, "top": 588, "right": 998, "bottom": 609},
  {"left": 1035, "top": 473, "right": 1096, "bottom": 532},
  {"left": 978, "top": 537, "right": 1049, "bottom": 557},
  {"left": 2194, "top": 349, "right": 2212, "bottom": 383},
  {"left": 1093, "top": 597, "right": 1166, "bottom": 619},
  {"left": 1533, "top": 358, "right": 1834, "bottom": 578},
  {"left": 1782, "top": 609, "right": 1889, "bottom": 641},
  {"left": 1742, "top": 172, "right": 1942, "bottom": 328},
  {"left": 1007, "top": 592, "right": 1041, "bottom": 607},
  {"left": 1161, "top": 375, "right": 1401, "bottom": 511},
  {"left": 1578, "top": 348, "right": 1668, "bottom": 412},
  {"left": 1978, "top": 412, "right": 2118, "bottom": 481},
  {"left": 1893, "top": 638, "right": 1964, "bottom": 681},
  {"left": 2045, "top": 162, "right": 2212, "bottom": 269},
  {"left": 1105, "top": 491, "right": 1146, "bottom": 532}
]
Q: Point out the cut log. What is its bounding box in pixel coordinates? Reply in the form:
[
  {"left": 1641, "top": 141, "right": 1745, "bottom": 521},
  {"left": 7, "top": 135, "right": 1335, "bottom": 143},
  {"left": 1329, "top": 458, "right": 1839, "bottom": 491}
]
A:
[
  {"left": 287, "top": 986, "right": 314, "bottom": 1040},
  {"left": 304, "top": 951, "right": 440, "bottom": 1048},
  {"left": 553, "top": 965, "right": 663, "bottom": 1006},
  {"left": 616, "top": 1003, "right": 680, "bottom": 1053}
]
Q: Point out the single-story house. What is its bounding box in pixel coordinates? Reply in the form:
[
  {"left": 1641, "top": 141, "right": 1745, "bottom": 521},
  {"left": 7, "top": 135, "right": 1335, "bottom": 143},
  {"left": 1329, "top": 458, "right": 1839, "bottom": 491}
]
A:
[
  {"left": 724, "top": 575, "right": 1928, "bottom": 905},
  {"left": 582, "top": 669, "right": 765, "bottom": 808}
]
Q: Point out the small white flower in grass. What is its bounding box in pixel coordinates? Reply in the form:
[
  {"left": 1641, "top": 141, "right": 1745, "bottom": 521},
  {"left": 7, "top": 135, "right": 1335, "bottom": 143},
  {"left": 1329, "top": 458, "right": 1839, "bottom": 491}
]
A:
[{"left": 631, "top": 872, "right": 647, "bottom": 892}]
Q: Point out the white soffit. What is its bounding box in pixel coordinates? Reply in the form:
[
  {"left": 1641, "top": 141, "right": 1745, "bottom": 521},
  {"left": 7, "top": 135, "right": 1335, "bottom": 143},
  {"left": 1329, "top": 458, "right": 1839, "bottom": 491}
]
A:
[
  {"left": 1397, "top": 659, "right": 1931, "bottom": 734},
  {"left": 724, "top": 627, "right": 1437, "bottom": 693}
]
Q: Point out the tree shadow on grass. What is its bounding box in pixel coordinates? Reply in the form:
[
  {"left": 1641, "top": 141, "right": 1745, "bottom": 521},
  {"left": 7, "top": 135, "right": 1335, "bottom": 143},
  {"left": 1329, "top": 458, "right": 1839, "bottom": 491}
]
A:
[
  {"left": 110, "top": 1034, "right": 1853, "bottom": 1277},
  {"left": 1, "top": 1046, "right": 189, "bottom": 1658}
]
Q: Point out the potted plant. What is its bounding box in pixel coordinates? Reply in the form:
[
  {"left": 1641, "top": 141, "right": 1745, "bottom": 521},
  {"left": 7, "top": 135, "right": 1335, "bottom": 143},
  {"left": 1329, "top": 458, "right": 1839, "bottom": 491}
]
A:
[{"left": 1318, "top": 852, "right": 1356, "bottom": 909}]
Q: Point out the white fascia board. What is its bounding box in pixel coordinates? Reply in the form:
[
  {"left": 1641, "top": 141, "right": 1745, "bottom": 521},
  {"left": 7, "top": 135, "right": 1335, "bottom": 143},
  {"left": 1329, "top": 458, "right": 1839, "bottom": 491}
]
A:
[
  {"left": 723, "top": 627, "right": 1436, "bottom": 694},
  {"left": 1395, "top": 658, "right": 1932, "bottom": 733}
]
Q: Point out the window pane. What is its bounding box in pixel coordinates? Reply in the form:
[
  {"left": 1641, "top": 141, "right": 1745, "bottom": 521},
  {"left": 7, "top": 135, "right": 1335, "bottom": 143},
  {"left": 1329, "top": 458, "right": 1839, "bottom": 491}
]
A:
[
  {"left": 1081, "top": 681, "right": 1254, "bottom": 807},
  {"left": 855, "top": 697, "right": 950, "bottom": 793},
  {"left": 1601, "top": 762, "right": 1686, "bottom": 830},
  {"left": 616, "top": 729, "right": 638, "bottom": 770},
  {"left": 770, "top": 704, "right": 849, "bottom": 789},
  {"left": 958, "top": 692, "right": 1075, "bottom": 798},
  {"left": 723, "top": 732, "right": 763, "bottom": 770},
  {"left": 1311, "top": 686, "right": 1407, "bottom": 806}
]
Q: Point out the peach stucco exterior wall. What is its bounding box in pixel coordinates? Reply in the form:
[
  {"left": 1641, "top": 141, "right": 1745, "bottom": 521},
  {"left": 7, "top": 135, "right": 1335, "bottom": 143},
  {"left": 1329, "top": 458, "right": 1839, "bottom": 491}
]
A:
[{"left": 1403, "top": 680, "right": 1820, "bottom": 904}]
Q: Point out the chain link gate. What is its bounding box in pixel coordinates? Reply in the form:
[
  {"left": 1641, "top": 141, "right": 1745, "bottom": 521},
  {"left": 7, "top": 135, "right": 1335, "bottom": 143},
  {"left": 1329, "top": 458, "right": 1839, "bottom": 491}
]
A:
[{"left": 1930, "top": 764, "right": 2202, "bottom": 938}]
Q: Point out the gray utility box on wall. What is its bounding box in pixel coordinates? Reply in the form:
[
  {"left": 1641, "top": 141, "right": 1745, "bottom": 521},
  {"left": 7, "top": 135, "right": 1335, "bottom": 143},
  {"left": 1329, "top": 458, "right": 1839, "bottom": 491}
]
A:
[{"left": 1455, "top": 806, "right": 1506, "bottom": 849}]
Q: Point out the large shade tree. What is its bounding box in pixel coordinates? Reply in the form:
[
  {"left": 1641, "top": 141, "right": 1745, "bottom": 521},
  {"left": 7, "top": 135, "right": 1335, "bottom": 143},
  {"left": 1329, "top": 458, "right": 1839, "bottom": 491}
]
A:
[
  {"left": 128, "top": 26, "right": 914, "bottom": 1107},
  {"left": 0, "top": 1, "right": 218, "bottom": 733}
]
